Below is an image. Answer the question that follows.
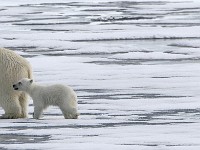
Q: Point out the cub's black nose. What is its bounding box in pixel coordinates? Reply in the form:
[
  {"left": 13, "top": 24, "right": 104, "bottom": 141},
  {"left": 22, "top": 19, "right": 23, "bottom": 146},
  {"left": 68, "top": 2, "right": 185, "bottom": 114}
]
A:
[{"left": 13, "top": 85, "right": 18, "bottom": 90}]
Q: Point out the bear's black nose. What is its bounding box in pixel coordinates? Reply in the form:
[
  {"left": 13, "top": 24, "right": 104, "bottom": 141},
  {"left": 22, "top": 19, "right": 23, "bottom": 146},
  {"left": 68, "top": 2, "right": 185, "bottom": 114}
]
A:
[{"left": 13, "top": 85, "right": 16, "bottom": 88}]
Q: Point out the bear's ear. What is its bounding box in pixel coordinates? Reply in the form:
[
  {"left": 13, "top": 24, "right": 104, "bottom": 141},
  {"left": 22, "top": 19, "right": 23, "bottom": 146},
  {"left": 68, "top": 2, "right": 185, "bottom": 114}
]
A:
[{"left": 30, "top": 79, "right": 33, "bottom": 84}]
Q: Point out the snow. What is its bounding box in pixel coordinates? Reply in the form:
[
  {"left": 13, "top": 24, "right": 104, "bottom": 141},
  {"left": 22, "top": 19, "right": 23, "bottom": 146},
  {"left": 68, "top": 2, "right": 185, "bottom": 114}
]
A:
[{"left": 1, "top": 0, "right": 200, "bottom": 149}]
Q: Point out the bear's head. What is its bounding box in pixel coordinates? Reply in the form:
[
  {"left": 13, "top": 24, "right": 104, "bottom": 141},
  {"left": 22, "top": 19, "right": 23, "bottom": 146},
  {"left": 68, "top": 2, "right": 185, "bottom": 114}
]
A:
[{"left": 13, "top": 78, "right": 33, "bottom": 91}]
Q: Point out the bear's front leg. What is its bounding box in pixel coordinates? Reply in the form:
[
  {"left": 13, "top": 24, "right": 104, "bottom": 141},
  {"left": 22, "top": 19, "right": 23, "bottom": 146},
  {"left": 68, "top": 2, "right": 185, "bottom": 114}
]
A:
[
  {"left": 19, "top": 92, "right": 29, "bottom": 118},
  {"left": 33, "top": 106, "right": 43, "bottom": 119},
  {"left": 0, "top": 98, "right": 22, "bottom": 119}
]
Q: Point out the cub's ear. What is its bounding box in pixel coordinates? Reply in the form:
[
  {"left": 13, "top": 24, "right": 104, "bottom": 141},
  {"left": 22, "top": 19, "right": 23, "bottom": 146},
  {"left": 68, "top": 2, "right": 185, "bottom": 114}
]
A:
[{"left": 30, "top": 79, "right": 33, "bottom": 84}]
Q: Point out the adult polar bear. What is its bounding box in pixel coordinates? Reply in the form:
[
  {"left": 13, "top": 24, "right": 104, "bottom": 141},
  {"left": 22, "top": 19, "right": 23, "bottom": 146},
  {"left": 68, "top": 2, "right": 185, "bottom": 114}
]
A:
[{"left": 0, "top": 48, "right": 33, "bottom": 119}]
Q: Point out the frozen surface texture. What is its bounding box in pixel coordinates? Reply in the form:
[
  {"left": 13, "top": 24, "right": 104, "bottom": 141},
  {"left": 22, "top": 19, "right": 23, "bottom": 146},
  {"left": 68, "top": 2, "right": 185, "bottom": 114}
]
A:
[{"left": 1, "top": 0, "right": 200, "bottom": 149}]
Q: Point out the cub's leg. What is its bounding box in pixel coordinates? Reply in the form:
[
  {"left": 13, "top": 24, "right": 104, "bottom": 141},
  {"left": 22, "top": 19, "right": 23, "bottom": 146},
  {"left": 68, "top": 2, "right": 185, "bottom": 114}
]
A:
[{"left": 33, "top": 106, "right": 43, "bottom": 119}]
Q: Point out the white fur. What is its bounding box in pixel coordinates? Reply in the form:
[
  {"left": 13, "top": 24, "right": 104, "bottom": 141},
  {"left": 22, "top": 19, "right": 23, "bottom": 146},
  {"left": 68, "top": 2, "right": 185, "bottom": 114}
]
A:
[
  {"left": 0, "top": 48, "right": 33, "bottom": 119},
  {"left": 13, "top": 78, "right": 79, "bottom": 119}
]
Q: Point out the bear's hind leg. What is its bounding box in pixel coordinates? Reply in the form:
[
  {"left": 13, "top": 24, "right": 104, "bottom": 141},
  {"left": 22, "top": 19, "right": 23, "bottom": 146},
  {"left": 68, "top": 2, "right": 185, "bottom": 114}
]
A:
[
  {"left": 19, "top": 92, "right": 29, "bottom": 118},
  {"left": 0, "top": 97, "right": 22, "bottom": 119}
]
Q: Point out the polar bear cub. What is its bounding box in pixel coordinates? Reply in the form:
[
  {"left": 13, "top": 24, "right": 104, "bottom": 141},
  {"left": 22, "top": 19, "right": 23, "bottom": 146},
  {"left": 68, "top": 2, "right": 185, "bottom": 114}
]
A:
[{"left": 13, "top": 78, "right": 79, "bottom": 119}]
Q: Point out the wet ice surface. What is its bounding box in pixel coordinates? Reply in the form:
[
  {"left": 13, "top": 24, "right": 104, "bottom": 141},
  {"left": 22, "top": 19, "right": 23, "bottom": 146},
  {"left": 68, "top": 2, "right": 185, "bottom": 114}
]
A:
[{"left": 1, "top": 0, "right": 200, "bottom": 149}]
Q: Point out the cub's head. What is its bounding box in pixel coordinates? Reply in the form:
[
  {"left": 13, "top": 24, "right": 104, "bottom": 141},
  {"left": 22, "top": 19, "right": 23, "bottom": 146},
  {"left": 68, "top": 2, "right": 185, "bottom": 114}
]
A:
[{"left": 13, "top": 78, "right": 33, "bottom": 91}]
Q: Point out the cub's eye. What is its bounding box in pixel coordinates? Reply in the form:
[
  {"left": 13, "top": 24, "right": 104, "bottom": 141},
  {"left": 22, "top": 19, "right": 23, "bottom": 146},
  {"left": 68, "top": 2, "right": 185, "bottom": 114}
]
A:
[{"left": 19, "top": 82, "right": 22, "bottom": 85}]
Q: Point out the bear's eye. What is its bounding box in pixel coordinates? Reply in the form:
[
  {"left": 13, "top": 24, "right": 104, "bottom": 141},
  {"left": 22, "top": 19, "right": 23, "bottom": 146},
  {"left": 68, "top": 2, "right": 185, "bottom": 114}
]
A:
[{"left": 19, "top": 82, "right": 22, "bottom": 85}]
